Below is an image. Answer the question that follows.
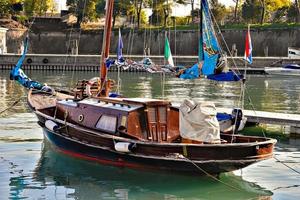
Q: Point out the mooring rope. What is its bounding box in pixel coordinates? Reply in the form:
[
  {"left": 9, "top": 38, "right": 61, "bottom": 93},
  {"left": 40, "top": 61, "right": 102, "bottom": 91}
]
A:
[
  {"left": 0, "top": 97, "right": 24, "bottom": 115},
  {"left": 273, "top": 156, "right": 300, "bottom": 175},
  {"left": 179, "top": 154, "right": 243, "bottom": 192}
]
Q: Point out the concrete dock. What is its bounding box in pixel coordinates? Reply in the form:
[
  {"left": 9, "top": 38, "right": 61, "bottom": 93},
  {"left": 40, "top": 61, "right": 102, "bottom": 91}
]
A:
[{"left": 0, "top": 54, "right": 299, "bottom": 73}]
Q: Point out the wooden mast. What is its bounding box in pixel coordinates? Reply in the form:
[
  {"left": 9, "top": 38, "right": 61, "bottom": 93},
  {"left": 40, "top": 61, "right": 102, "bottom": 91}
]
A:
[{"left": 100, "top": 0, "right": 114, "bottom": 97}]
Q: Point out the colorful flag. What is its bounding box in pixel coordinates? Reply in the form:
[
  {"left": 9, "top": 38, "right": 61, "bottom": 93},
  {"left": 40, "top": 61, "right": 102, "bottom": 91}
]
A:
[
  {"left": 117, "top": 29, "right": 123, "bottom": 62},
  {"left": 164, "top": 36, "right": 174, "bottom": 67},
  {"left": 244, "top": 25, "right": 253, "bottom": 64}
]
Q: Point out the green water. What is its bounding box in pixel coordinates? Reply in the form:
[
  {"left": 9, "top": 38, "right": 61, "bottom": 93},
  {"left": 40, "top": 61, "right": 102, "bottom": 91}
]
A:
[{"left": 0, "top": 70, "right": 299, "bottom": 200}]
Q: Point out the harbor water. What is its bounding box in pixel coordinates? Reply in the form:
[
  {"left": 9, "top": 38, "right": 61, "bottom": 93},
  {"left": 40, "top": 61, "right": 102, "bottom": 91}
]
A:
[{"left": 0, "top": 70, "right": 299, "bottom": 200}]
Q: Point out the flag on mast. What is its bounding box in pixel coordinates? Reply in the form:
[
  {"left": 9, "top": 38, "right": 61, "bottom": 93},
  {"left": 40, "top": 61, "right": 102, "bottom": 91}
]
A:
[
  {"left": 164, "top": 36, "right": 174, "bottom": 67},
  {"left": 117, "top": 29, "right": 123, "bottom": 62},
  {"left": 244, "top": 25, "right": 253, "bottom": 64}
]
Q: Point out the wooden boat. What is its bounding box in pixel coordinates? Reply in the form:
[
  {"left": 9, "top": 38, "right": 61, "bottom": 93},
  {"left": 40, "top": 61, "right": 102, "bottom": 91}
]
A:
[
  {"left": 27, "top": 87, "right": 276, "bottom": 175},
  {"left": 26, "top": 0, "right": 276, "bottom": 175}
]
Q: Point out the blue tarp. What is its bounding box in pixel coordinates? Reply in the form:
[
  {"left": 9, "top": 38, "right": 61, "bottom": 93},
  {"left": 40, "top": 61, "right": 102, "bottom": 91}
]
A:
[
  {"left": 217, "top": 113, "right": 232, "bottom": 121},
  {"left": 179, "top": 63, "right": 199, "bottom": 79},
  {"left": 207, "top": 71, "right": 243, "bottom": 82}
]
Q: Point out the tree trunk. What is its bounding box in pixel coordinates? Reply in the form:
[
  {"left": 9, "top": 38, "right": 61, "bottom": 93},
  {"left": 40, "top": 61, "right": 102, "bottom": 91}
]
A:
[
  {"left": 163, "top": 9, "right": 169, "bottom": 27},
  {"left": 234, "top": 0, "right": 239, "bottom": 22},
  {"left": 76, "top": 12, "right": 82, "bottom": 28},
  {"left": 113, "top": 14, "right": 116, "bottom": 28},
  {"left": 136, "top": 0, "right": 142, "bottom": 29},
  {"left": 260, "top": 0, "right": 265, "bottom": 24},
  {"left": 191, "top": 0, "right": 195, "bottom": 22},
  {"left": 296, "top": 0, "right": 300, "bottom": 23}
]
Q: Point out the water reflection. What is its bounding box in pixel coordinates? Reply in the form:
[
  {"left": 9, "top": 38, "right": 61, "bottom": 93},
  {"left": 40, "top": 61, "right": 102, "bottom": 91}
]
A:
[{"left": 27, "top": 141, "right": 272, "bottom": 200}]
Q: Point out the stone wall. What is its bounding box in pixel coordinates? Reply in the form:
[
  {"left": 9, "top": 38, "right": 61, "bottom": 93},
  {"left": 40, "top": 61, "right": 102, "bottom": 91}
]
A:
[{"left": 5, "top": 28, "right": 300, "bottom": 57}]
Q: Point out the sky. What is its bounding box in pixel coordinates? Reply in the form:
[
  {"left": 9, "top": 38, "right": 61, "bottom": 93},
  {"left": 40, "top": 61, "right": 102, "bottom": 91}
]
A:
[
  {"left": 173, "top": 0, "right": 236, "bottom": 17},
  {"left": 219, "top": 0, "right": 235, "bottom": 7},
  {"left": 55, "top": 0, "right": 67, "bottom": 11}
]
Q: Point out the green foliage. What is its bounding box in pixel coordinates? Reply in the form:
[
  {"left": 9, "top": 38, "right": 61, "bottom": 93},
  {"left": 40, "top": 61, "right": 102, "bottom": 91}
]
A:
[
  {"left": 242, "top": 0, "right": 262, "bottom": 23},
  {"left": 174, "top": 16, "right": 191, "bottom": 25},
  {"left": 273, "top": 6, "right": 289, "bottom": 23},
  {"left": 67, "top": 0, "right": 97, "bottom": 27},
  {"left": 242, "top": 0, "right": 292, "bottom": 23},
  {"left": 287, "top": 1, "right": 300, "bottom": 22},
  {"left": 0, "top": 0, "right": 11, "bottom": 17},
  {"left": 14, "top": 14, "right": 29, "bottom": 24},
  {"left": 24, "top": 0, "right": 56, "bottom": 16},
  {"left": 210, "top": 0, "right": 228, "bottom": 22},
  {"left": 149, "top": 0, "right": 173, "bottom": 27}
]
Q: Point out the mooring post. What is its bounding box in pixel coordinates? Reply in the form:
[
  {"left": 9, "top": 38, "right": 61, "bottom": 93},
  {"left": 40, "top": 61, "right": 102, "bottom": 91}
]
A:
[
  {"left": 232, "top": 44, "right": 237, "bottom": 57},
  {"left": 290, "top": 126, "right": 300, "bottom": 138},
  {"left": 264, "top": 46, "right": 269, "bottom": 57}
]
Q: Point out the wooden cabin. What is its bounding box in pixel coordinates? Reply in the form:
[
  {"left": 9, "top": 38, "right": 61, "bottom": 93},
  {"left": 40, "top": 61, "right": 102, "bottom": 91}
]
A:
[{"left": 55, "top": 97, "right": 180, "bottom": 143}]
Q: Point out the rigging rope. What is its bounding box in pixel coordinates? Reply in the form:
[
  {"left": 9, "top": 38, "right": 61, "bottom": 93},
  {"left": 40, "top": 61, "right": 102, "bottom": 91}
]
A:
[
  {"left": 70, "top": 0, "right": 89, "bottom": 88},
  {"left": 208, "top": 7, "right": 241, "bottom": 77}
]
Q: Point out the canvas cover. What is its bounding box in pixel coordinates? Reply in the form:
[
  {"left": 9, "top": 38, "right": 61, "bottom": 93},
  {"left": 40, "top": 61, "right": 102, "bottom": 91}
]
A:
[{"left": 179, "top": 100, "right": 220, "bottom": 143}]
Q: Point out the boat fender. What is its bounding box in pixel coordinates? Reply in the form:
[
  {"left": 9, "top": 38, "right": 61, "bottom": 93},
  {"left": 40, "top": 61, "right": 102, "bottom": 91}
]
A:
[
  {"left": 45, "top": 120, "right": 59, "bottom": 132},
  {"left": 86, "top": 77, "right": 100, "bottom": 97},
  {"left": 114, "top": 142, "right": 135, "bottom": 153}
]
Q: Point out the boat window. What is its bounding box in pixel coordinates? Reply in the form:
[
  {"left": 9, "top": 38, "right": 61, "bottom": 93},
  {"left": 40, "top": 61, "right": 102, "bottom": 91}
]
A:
[
  {"left": 158, "top": 107, "right": 167, "bottom": 123},
  {"left": 289, "top": 51, "right": 296, "bottom": 55},
  {"left": 96, "top": 115, "right": 117, "bottom": 133},
  {"left": 148, "top": 107, "right": 157, "bottom": 123}
]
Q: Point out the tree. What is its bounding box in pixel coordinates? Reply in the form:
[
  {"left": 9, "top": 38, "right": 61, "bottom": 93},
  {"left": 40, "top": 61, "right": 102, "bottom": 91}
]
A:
[
  {"left": 149, "top": 0, "right": 173, "bottom": 27},
  {"left": 210, "top": 0, "right": 227, "bottom": 23},
  {"left": 67, "top": 0, "right": 98, "bottom": 27},
  {"left": 233, "top": 0, "right": 240, "bottom": 22},
  {"left": 260, "top": 0, "right": 265, "bottom": 24},
  {"left": 134, "top": 0, "right": 144, "bottom": 29},
  {"left": 241, "top": 0, "right": 261, "bottom": 23},
  {"left": 191, "top": 0, "right": 195, "bottom": 22},
  {"left": 24, "top": 0, "right": 56, "bottom": 16},
  {"left": 287, "top": 0, "right": 300, "bottom": 22},
  {"left": 0, "top": 0, "right": 11, "bottom": 17},
  {"left": 242, "top": 0, "right": 291, "bottom": 24},
  {"left": 96, "top": 0, "right": 128, "bottom": 28},
  {"left": 295, "top": 0, "right": 300, "bottom": 22}
]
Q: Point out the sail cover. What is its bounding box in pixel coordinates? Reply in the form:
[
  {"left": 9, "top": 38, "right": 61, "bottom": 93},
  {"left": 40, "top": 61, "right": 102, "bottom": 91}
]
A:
[
  {"left": 200, "top": 0, "right": 221, "bottom": 75},
  {"left": 179, "top": 99, "right": 220, "bottom": 143}
]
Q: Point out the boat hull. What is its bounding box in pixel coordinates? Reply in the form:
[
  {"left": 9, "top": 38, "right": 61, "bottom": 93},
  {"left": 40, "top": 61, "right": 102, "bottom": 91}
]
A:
[
  {"left": 265, "top": 67, "right": 300, "bottom": 76},
  {"left": 42, "top": 126, "right": 272, "bottom": 175}
]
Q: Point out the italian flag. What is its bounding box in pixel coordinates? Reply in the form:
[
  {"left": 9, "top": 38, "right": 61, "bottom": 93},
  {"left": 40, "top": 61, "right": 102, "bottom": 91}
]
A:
[{"left": 164, "top": 37, "right": 174, "bottom": 67}]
